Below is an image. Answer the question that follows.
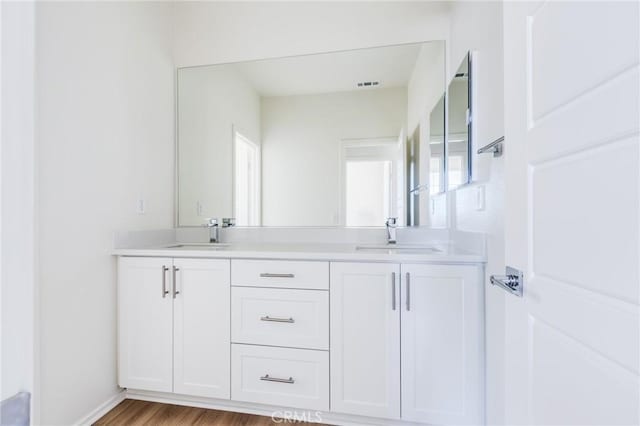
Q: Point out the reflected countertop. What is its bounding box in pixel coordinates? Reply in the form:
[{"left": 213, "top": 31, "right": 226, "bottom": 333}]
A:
[{"left": 112, "top": 241, "right": 485, "bottom": 264}]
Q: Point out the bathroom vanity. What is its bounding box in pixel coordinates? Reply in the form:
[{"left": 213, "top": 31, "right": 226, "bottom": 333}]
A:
[
  {"left": 114, "top": 242, "right": 485, "bottom": 425},
  {"left": 112, "top": 40, "right": 486, "bottom": 425}
]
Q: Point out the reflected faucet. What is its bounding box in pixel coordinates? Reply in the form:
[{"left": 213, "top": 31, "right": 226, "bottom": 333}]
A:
[{"left": 386, "top": 217, "right": 398, "bottom": 245}]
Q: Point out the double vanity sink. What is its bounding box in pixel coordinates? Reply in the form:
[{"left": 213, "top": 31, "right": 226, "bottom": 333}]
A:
[
  {"left": 116, "top": 240, "right": 482, "bottom": 264},
  {"left": 114, "top": 237, "right": 485, "bottom": 425},
  {"left": 165, "top": 242, "right": 442, "bottom": 254}
]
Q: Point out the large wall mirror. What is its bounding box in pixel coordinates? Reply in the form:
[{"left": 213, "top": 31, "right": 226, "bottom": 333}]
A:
[
  {"left": 447, "top": 52, "right": 472, "bottom": 190},
  {"left": 177, "top": 41, "right": 446, "bottom": 227}
]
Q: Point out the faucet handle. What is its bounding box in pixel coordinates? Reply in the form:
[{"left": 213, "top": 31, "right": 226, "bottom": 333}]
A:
[
  {"left": 386, "top": 217, "right": 398, "bottom": 227},
  {"left": 205, "top": 218, "right": 218, "bottom": 227},
  {"left": 222, "top": 218, "right": 236, "bottom": 228}
]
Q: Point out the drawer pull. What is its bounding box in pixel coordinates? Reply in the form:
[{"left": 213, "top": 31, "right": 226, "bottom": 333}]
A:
[
  {"left": 260, "top": 374, "right": 295, "bottom": 384},
  {"left": 260, "top": 273, "right": 295, "bottom": 278},
  {"left": 161, "top": 266, "right": 170, "bottom": 298},
  {"left": 260, "top": 316, "right": 295, "bottom": 323}
]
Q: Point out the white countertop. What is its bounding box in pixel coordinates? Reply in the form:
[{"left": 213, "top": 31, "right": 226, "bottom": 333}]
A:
[{"left": 112, "top": 242, "right": 485, "bottom": 264}]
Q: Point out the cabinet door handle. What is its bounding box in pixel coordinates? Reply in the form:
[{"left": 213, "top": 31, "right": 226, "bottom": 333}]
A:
[
  {"left": 406, "top": 272, "right": 411, "bottom": 311},
  {"left": 391, "top": 272, "right": 396, "bottom": 310},
  {"left": 260, "top": 374, "right": 295, "bottom": 384},
  {"left": 260, "top": 316, "right": 295, "bottom": 323},
  {"left": 259, "top": 273, "right": 295, "bottom": 278},
  {"left": 161, "top": 266, "right": 169, "bottom": 298},
  {"left": 172, "top": 266, "right": 180, "bottom": 298}
]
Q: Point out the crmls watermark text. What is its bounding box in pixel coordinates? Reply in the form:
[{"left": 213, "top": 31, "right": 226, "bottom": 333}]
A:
[{"left": 271, "top": 410, "right": 323, "bottom": 423}]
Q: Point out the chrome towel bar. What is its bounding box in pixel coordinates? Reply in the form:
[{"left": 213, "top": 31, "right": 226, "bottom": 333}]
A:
[
  {"left": 408, "top": 183, "right": 429, "bottom": 194},
  {"left": 477, "top": 136, "right": 504, "bottom": 157}
]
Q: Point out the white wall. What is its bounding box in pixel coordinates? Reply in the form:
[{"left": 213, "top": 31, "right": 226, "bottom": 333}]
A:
[
  {"left": 408, "top": 42, "right": 446, "bottom": 134},
  {"left": 36, "top": 2, "right": 174, "bottom": 424},
  {"left": 447, "top": 2, "right": 505, "bottom": 425},
  {"left": 1, "top": 0, "right": 36, "bottom": 412},
  {"left": 173, "top": 2, "right": 450, "bottom": 68},
  {"left": 261, "top": 88, "right": 406, "bottom": 226},
  {"left": 178, "top": 65, "right": 261, "bottom": 226}
]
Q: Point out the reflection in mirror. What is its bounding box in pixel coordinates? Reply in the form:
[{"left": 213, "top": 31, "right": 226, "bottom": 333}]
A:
[
  {"left": 406, "top": 126, "right": 420, "bottom": 226},
  {"left": 447, "top": 53, "right": 471, "bottom": 190},
  {"left": 177, "top": 41, "right": 445, "bottom": 227},
  {"left": 428, "top": 94, "right": 446, "bottom": 195}
]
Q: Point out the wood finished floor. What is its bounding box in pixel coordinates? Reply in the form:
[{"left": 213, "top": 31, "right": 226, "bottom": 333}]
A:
[{"left": 94, "top": 399, "right": 328, "bottom": 425}]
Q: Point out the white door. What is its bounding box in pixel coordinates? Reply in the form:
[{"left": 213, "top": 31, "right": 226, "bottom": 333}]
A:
[
  {"left": 117, "top": 257, "right": 173, "bottom": 392},
  {"left": 503, "top": 2, "right": 639, "bottom": 424},
  {"left": 401, "top": 264, "right": 483, "bottom": 425},
  {"left": 173, "top": 258, "right": 230, "bottom": 399},
  {"left": 330, "top": 262, "right": 401, "bottom": 419}
]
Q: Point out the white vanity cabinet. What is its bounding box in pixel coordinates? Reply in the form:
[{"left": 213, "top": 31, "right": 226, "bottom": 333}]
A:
[
  {"left": 118, "top": 257, "right": 230, "bottom": 399},
  {"left": 330, "top": 262, "right": 484, "bottom": 425},
  {"left": 117, "top": 252, "right": 484, "bottom": 425},
  {"left": 400, "top": 263, "right": 484, "bottom": 425},
  {"left": 330, "top": 262, "right": 401, "bottom": 419},
  {"left": 230, "top": 259, "right": 330, "bottom": 411},
  {"left": 118, "top": 257, "right": 174, "bottom": 393}
]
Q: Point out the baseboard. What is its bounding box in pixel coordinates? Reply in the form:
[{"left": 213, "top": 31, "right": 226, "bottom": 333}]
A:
[
  {"left": 125, "top": 389, "right": 418, "bottom": 426},
  {"left": 74, "top": 391, "right": 126, "bottom": 425}
]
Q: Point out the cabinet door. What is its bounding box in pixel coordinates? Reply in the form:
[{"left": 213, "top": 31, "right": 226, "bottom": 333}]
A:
[
  {"left": 330, "top": 262, "right": 401, "bottom": 419},
  {"left": 173, "top": 258, "right": 230, "bottom": 398},
  {"left": 401, "top": 264, "right": 484, "bottom": 425},
  {"left": 118, "top": 257, "right": 173, "bottom": 392}
]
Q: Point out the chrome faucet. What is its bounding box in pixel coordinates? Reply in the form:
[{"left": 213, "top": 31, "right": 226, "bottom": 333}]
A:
[
  {"left": 386, "top": 217, "right": 398, "bottom": 244},
  {"left": 206, "top": 218, "right": 219, "bottom": 243},
  {"left": 206, "top": 217, "right": 236, "bottom": 243}
]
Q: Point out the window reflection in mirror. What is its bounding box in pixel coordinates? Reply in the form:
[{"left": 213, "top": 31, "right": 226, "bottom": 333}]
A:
[
  {"left": 341, "top": 138, "right": 400, "bottom": 227},
  {"left": 447, "top": 53, "right": 471, "bottom": 190}
]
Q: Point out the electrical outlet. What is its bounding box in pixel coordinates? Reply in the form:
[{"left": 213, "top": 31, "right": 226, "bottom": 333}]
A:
[
  {"left": 475, "top": 186, "right": 486, "bottom": 211},
  {"left": 196, "top": 201, "right": 203, "bottom": 216},
  {"left": 136, "top": 197, "right": 146, "bottom": 215}
]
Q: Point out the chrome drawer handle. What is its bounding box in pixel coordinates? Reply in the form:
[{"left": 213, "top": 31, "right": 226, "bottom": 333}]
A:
[
  {"left": 161, "top": 266, "right": 170, "bottom": 298},
  {"left": 406, "top": 272, "right": 411, "bottom": 311},
  {"left": 260, "top": 316, "right": 295, "bottom": 323},
  {"left": 259, "top": 273, "right": 295, "bottom": 278},
  {"left": 172, "top": 266, "right": 180, "bottom": 298},
  {"left": 391, "top": 272, "right": 396, "bottom": 310},
  {"left": 260, "top": 374, "right": 295, "bottom": 384}
]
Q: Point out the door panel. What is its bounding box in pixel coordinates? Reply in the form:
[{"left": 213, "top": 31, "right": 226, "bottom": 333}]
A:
[
  {"left": 173, "top": 258, "right": 230, "bottom": 398},
  {"left": 330, "top": 262, "right": 400, "bottom": 419},
  {"left": 400, "top": 264, "right": 483, "bottom": 425},
  {"left": 117, "top": 257, "right": 173, "bottom": 392},
  {"left": 529, "top": 320, "right": 639, "bottom": 426},
  {"left": 504, "top": 1, "right": 640, "bottom": 424}
]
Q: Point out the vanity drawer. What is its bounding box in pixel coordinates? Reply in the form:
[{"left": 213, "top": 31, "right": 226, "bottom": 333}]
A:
[
  {"left": 232, "top": 260, "right": 329, "bottom": 290},
  {"left": 231, "top": 344, "right": 329, "bottom": 411},
  {"left": 232, "top": 287, "right": 329, "bottom": 350}
]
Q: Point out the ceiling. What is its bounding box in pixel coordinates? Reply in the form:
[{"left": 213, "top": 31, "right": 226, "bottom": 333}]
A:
[{"left": 229, "top": 42, "right": 441, "bottom": 97}]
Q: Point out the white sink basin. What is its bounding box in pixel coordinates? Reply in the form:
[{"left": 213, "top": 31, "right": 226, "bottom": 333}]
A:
[
  {"left": 164, "top": 243, "right": 230, "bottom": 250},
  {"left": 355, "top": 244, "right": 441, "bottom": 253}
]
